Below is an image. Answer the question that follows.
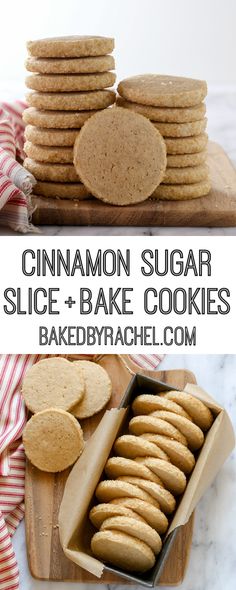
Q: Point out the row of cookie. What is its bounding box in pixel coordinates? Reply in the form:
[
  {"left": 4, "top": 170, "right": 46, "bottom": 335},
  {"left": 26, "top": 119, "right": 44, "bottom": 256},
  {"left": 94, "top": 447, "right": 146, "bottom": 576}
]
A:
[
  {"left": 22, "top": 357, "right": 112, "bottom": 472},
  {"left": 90, "top": 390, "right": 213, "bottom": 572},
  {"left": 24, "top": 36, "right": 116, "bottom": 200},
  {"left": 117, "top": 76, "right": 210, "bottom": 201}
]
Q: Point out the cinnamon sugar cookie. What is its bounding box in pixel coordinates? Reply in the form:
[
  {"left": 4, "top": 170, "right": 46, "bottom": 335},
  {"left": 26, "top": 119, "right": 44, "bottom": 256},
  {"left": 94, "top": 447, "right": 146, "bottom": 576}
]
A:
[
  {"left": 163, "top": 164, "right": 209, "bottom": 184},
  {"left": 26, "top": 55, "right": 115, "bottom": 74},
  {"left": 152, "top": 179, "right": 211, "bottom": 200},
  {"left": 111, "top": 498, "right": 168, "bottom": 533},
  {"left": 22, "top": 357, "right": 84, "bottom": 413},
  {"left": 129, "top": 415, "right": 187, "bottom": 446},
  {"left": 141, "top": 434, "right": 195, "bottom": 474},
  {"left": 24, "top": 158, "right": 79, "bottom": 182},
  {"left": 23, "top": 408, "right": 84, "bottom": 472},
  {"left": 23, "top": 107, "right": 97, "bottom": 129},
  {"left": 26, "top": 90, "right": 116, "bottom": 111},
  {"left": 116, "top": 96, "right": 206, "bottom": 122},
  {"left": 73, "top": 107, "right": 167, "bottom": 205},
  {"left": 24, "top": 141, "right": 73, "bottom": 163},
  {"left": 118, "top": 75, "right": 207, "bottom": 107},
  {"left": 101, "top": 516, "right": 162, "bottom": 554},
  {"left": 162, "top": 391, "right": 213, "bottom": 431},
  {"left": 165, "top": 133, "right": 208, "bottom": 154},
  {"left": 26, "top": 72, "right": 116, "bottom": 92},
  {"left": 33, "top": 181, "right": 90, "bottom": 200},
  {"left": 71, "top": 360, "right": 112, "bottom": 418},
  {"left": 27, "top": 36, "right": 115, "bottom": 58},
  {"left": 89, "top": 503, "right": 146, "bottom": 529},
  {"left": 25, "top": 126, "right": 79, "bottom": 147},
  {"left": 167, "top": 150, "right": 207, "bottom": 168},
  {"left": 153, "top": 118, "right": 207, "bottom": 138},
  {"left": 91, "top": 530, "right": 155, "bottom": 572}
]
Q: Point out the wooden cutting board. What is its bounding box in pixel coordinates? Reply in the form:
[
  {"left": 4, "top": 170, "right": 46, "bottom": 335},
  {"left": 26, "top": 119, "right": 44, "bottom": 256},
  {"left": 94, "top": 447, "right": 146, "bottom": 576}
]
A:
[
  {"left": 25, "top": 356, "right": 195, "bottom": 585},
  {"left": 32, "top": 141, "right": 236, "bottom": 227}
]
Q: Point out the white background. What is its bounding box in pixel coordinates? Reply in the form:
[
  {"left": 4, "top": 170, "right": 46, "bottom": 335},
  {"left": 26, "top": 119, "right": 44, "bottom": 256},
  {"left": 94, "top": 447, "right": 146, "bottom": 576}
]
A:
[
  {"left": 0, "top": 0, "right": 236, "bottom": 98},
  {"left": 0, "top": 236, "right": 235, "bottom": 354}
]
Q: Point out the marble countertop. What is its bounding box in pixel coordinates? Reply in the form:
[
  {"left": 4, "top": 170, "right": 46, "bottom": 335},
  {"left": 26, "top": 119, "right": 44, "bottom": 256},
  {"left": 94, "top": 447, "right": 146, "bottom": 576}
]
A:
[
  {"left": 0, "top": 86, "right": 236, "bottom": 237},
  {"left": 13, "top": 354, "right": 236, "bottom": 590}
]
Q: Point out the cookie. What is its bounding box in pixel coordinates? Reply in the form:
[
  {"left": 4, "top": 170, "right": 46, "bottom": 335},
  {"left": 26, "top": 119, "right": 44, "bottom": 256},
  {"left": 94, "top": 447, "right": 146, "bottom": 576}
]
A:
[
  {"left": 141, "top": 434, "right": 195, "bottom": 474},
  {"left": 24, "top": 159, "right": 79, "bottom": 182},
  {"left": 71, "top": 361, "right": 112, "bottom": 418},
  {"left": 116, "top": 97, "right": 206, "bottom": 122},
  {"left": 25, "top": 126, "right": 79, "bottom": 147},
  {"left": 89, "top": 503, "right": 146, "bottom": 529},
  {"left": 91, "top": 530, "right": 155, "bottom": 573},
  {"left": 150, "top": 411, "right": 204, "bottom": 451},
  {"left": 24, "top": 141, "right": 73, "bottom": 163},
  {"left": 129, "top": 415, "right": 187, "bottom": 446},
  {"left": 135, "top": 458, "right": 186, "bottom": 495},
  {"left": 163, "top": 164, "right": 209, "bottom": 184},
  {"left": 73, "top": 106, "right": 167, "bottom": 206},
  {"left": 105, "top": 457, "right": 163, "bottom": 485},
  {"left": 23, "top": 408, "right": 84, "bottom": 472},
  {"left": 167, "top": 150, "right": 207, "bottom": 168},
  {"left": 152, "top": 179, "right": 211, "bottom": 200},
  {"left": 162, "top": 391, "right": 213, "bottom": 431},
  {"left": 118, "top": 75, "right": 207, "bottom": 107},
  {"left": 22, "top": 357, "right": 84, "bottom": 413},
  {"left": 26, "top": 72, "right": 116, "bottom": 93},
  {"left": 132, "top": 394, "right": 191, "bottom": 419},
  {"left": 25, "top": 55, "right": 115, "bottom": 74},
  {"left": 27, "top": 36, "right": 115, "bottom": 58},
  {"left": 101, "top": 516, "right": 162, "bottom": 554},
  {"left": 153, "top": 118, "right": 207, "bottom": 138},
  {"left": 111, "top": 498, "right": 168, "bottom": 533},
  {"left": 23, "top": 107, "right": 97, "bottom": 129},
  {"left": 95, "top": 480, "right": 159, "bottom": 507},
  {"left": 26, "top": 90, "right": 116, "bottom": 111},
  {"left": 165, "top": 133, "right": 208, "bottom": 154},
  {"left": 117, "top": 476, "right": 176, "bottom": 514},
  {"left": 33, "top": 181, "right": 90, "bottom": 200},
  {"left": 114, "top": 434, "right": 169, "bottom": 461}
]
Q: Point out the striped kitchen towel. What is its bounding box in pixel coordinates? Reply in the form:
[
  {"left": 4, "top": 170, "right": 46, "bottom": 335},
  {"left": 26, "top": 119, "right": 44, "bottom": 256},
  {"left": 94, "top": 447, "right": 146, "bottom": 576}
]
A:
[
  {"left": 0, "top": 102, "right": 37, "bottom": 234},
  {"left": 0, "top": 353, "right": 163, "bottom": 589}
]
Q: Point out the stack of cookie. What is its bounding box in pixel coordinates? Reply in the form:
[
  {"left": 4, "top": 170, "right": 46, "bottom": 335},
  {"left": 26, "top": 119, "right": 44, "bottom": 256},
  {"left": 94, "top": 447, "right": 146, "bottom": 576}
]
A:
[
  {"left": 22, "top": 357, "right": 112, "bottom": 472},
  {"left": 117, "top": 74, "right": 210, "bottom": 201},
  {"left": 90, "top": 389, "right": 213, "bottom": 573},
  {"left": 23, "top": 36, "right": 116, "bottom": 201}
]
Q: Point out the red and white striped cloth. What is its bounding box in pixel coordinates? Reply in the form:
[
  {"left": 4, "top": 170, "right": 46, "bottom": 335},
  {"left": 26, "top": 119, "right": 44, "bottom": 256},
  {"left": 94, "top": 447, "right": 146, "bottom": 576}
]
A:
[
  {"left": 0, "top": 102, "right": 37, "bottom": 234},
  {"left": 0, "top": 353, "right": 163, "bottom": 589}
]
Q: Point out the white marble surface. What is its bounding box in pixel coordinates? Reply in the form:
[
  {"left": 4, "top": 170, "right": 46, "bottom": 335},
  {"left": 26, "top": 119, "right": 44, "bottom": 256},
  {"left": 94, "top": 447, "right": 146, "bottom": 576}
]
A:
[
  {"left": 0, "top": 86, "right": 236, "bottom": 236},
  {"left": 12, "top": 354, "right": 236, "bottom": 590}
]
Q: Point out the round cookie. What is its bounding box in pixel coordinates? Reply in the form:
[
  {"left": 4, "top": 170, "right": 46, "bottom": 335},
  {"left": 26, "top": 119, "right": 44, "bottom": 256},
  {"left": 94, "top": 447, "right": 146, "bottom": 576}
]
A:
[
  {"left": 91, "top": 530, "right": 155, "bottom": 573},
  {"left": 24, "top": 141, "right": 73, "bottom": 163},
  {"left": 111, "top": 498, "right": 168, "bottom": 533},
  {"left": 21, "top": 357, "right": 84, "bottom": 413},
  {"left": 33, "top": 181, "right": 90, "bottom": 200},
  {"left": 165, "top": 133, "right": 208, "bottom": 154},
  {"left": 141, "top": 434, "right": 195, "bottom": 474},
  {"left": 118, "top": 75, "right": 207, "bottom": 107},
  {"left": 89, "top": 503, "right": 146, "bottom": 529},
  {"left": 135, "top": 458, "right": 186, "bottom": 495},
  {"left": 153, "top": 118, "right": 207, "bottom": 138},
  {"left": 95, "top": 480, "right": 159, "bottom": 507},
  {"left": 101, "top": 516, "right": 162, "bottom": 554},
  {"left": 25, "top": 126, "right": 79, "bottom": 147},
  {"left": 116, "top": 96, "right": 206, "bottom": 122},
  {"left": 129, "top": 415, "right": 187, "bottom": 446},
  {"left": 73, "top": 106, "right": 167, "bottom": 206},
  {"left": 162, "top": 391, "right": 213, "bottom": 431},
  {"left": 24, "top": 159, "right": 79, "bottom": 182},
  {"left": 105, "top": 457, "right": 163, "bottom": 485},
  {"left": 114, "top": 434, "right": 169, "bottom": 461},
  {"left": 150, "top": 411, "right": 204, "bottom": 450},
  {"left": 132, "top": 394, "right": 191, "bottom": 419},
  {"left": 23, "top": 107, "right": 97, "bottom": 129},
  {"left": 23, "top": 408, "right": 84, "bottom": 472},
  {"left": 26, "top": 72, "right": 116, "bottom": 93},
  {"left": 117, "top": 476, "right": 175, "bottom": 514},
  {"left": 152, "top": 179, "right": 211, "bottom": 201},
  {"left": 163, "top": 164, "right": 209, "bottom": 185},
  {"left": 27, "top": 36, "right": 115, "bottom": 58},
  {"left": 167, "top": 150, "right": 207, "bottom": 168},
  {"left": 25, "top": 55, "right": 115, "bottom": 74},
  {"left": 26, "top": 90, "right": 116, "bottom": 111},
  {"left": 71, "top": 361, "right": 112, "bottom": 419}
]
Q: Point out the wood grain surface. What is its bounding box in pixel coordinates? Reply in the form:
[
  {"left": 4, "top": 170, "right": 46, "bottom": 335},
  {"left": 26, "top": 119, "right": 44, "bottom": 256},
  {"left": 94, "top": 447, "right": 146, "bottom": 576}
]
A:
[
  {"left": 32, "top": 141, "right": 236, "bottom": 227},
  {"left": 25, "top": 355, "right": 196, "bottom": 585}
]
